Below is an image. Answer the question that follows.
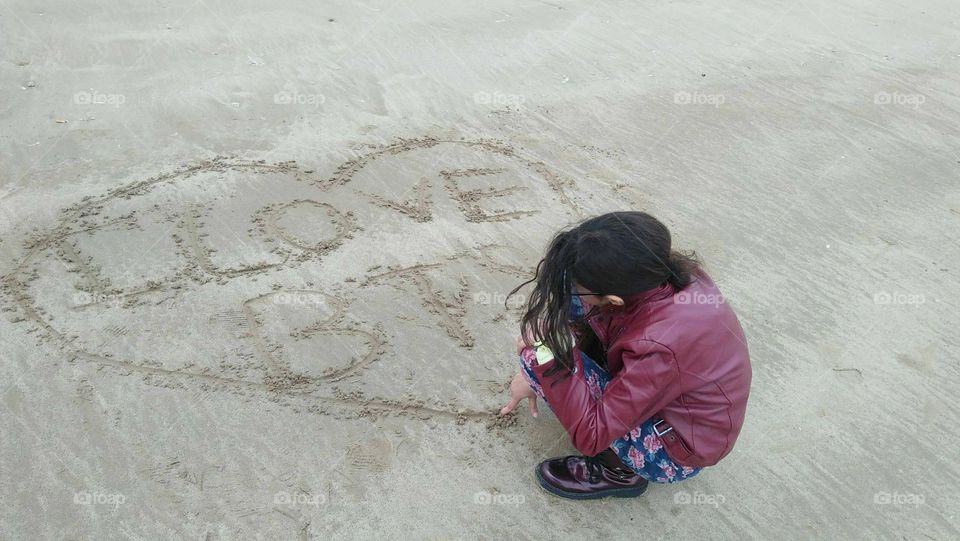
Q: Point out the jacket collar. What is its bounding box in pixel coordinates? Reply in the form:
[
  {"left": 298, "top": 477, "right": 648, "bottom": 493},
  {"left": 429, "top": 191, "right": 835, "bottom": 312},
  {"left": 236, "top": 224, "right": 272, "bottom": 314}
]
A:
[{"left": 594, "top": 282, "right": 675, "bottom": 318}]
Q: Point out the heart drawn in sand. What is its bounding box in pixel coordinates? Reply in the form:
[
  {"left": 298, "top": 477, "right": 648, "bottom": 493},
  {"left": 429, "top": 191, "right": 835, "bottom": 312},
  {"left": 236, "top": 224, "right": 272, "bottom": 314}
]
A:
[{"left": 3, "top": 136, "right": 584, "bottom": 423}]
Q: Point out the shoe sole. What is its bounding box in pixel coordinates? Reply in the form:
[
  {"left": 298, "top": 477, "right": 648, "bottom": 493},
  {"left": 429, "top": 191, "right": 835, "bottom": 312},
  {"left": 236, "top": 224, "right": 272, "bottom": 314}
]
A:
[{"left": 535, "top": 466, "right": 649, "bottom": 500}]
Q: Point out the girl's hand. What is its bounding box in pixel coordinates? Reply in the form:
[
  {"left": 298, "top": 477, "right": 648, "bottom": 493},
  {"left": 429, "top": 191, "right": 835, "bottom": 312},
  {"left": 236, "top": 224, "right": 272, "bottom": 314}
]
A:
[{"left": 499, "top": 372, "right": 539, "bottom": 418}]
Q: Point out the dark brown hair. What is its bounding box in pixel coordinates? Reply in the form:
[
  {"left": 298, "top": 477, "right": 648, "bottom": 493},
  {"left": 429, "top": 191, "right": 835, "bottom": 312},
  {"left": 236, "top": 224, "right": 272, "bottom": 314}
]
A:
[{"left": 507, "top": 212, "right": 699, "bottom": 377}]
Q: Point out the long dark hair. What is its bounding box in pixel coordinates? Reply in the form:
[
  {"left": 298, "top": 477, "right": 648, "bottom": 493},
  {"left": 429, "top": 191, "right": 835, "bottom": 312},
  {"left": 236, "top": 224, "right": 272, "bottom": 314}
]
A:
[{"left": 507, "top": 212, "right": 699, "bottom": 377}]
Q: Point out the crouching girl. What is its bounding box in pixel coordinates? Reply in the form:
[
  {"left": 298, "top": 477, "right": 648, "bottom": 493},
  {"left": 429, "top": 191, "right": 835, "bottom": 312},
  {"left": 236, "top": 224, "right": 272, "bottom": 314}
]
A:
[{"left": 500, "top": 212, "right": 751, "bottom": 500}]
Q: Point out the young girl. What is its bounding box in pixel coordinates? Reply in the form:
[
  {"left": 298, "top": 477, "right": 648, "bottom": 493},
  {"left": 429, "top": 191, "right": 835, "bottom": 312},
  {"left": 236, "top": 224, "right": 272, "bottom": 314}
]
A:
[{"left": 499, "top": 212, "right": 751, "bottom": 500}]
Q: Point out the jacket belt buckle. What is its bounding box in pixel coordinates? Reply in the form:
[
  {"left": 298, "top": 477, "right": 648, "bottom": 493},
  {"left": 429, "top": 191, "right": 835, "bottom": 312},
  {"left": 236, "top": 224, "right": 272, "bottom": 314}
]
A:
[{"left": 653, "top": 419, "right": 673, "bottom": 437}]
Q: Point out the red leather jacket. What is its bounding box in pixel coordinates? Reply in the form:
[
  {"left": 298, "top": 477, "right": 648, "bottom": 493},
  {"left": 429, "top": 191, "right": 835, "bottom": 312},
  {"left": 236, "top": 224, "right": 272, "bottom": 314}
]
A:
[{"left": 529, "top": 269, "right": 751, "bottom": 467}]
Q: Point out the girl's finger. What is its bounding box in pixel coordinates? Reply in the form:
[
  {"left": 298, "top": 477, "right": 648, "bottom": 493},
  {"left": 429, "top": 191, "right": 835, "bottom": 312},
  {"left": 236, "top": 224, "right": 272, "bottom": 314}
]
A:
[
  {"left": 499, "top": 398, "right": 520, "bottom": 416},
  {"left": 527, "top": 396, "right": 539, "bottom": 418}
]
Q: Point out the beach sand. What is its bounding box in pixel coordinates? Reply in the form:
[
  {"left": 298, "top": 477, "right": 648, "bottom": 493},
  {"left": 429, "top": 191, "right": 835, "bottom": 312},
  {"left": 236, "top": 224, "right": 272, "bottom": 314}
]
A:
[{"left": 1, "top": 0, "right": 959, "bottom": 538}]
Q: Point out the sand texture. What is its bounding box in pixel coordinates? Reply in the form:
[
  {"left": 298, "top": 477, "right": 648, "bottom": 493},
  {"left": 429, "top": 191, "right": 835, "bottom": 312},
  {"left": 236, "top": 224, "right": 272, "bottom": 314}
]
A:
[{"left": 1, "top": 0, "right": 959, "bottom": 539}]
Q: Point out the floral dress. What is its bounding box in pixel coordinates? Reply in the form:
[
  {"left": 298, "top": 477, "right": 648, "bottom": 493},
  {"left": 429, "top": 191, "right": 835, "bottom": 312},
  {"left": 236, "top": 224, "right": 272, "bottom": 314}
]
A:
[{"left": 519, "top": 294, "right": 701, "bottom": 484}]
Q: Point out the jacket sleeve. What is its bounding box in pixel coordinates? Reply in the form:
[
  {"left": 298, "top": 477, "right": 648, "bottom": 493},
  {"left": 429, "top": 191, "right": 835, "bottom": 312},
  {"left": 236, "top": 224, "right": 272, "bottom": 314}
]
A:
[
  {"left": 518, "top": 346, "right": 547, "bottom": 402},
  {"left": 531, "top": 339, "right": 681, "bottom": 456}
]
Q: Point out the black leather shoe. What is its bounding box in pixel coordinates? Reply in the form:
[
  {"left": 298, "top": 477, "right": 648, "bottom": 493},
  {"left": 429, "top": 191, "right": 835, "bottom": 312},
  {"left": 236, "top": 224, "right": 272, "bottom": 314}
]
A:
[{"left": 535, "top": 449, "right": 648, "bottom": 500}]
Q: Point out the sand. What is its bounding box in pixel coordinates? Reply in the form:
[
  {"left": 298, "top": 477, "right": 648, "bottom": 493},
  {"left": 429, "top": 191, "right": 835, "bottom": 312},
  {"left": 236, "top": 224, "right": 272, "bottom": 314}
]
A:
[{"left": 1, "top": 0, "right": 959, "bottom": 539}]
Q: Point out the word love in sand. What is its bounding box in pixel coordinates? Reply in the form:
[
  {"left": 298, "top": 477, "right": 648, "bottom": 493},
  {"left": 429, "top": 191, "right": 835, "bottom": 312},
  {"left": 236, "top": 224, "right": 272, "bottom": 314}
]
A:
[{"left": 5, "top": 136, "right": 585, "bottom": 420}]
